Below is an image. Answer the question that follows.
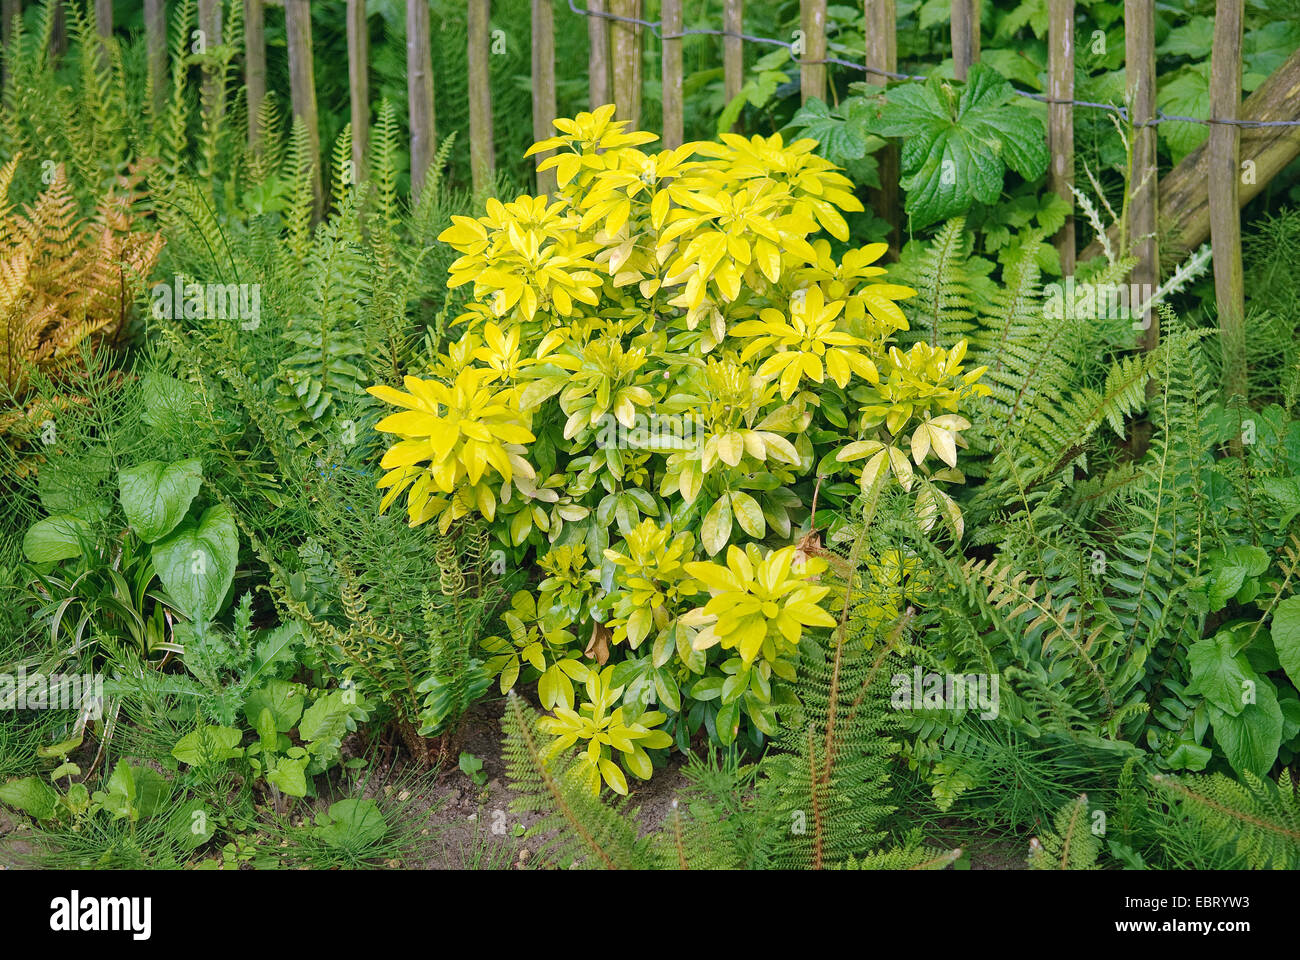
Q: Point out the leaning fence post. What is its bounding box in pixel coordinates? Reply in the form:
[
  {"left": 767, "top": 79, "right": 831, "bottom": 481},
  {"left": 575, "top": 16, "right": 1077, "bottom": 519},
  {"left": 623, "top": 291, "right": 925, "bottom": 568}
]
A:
[
  {"left": 951, "top": 0, "right": 978, "bottom": 81},
  {"left": 864, "top": 0, "right": 899, "bottom": 252},
  {"left": 406, "top": 0, "right": 436, "bottom": 197},
  {"left": 346, "top": 0, "right": 369, "bottom": 183},
  {"left": 588, "top": 0, "right": 610, "bottom": 108},
  {"left": 468, "top": 0, "right": 494, "bottom": 191},
  {"left": 609, "top": 0, "right": 642, "bottom": 128},
  {"left": 285, "top": 0, "right": 323, "bottom": 215},
  {"left": 800, "top": 0, "right": 827, "bottom": 104},
  {"left": 245, "top": 0, "right": 266, "bottom": 151},
  {"left": 1210, "top": 0, "right": 1247, "bottom": 407},
  {"left": 531, "top": 0, "right": 557, "bottom": 194},
  {"left": 1048, "top": 0, "right": 1075, "bottom": 274},
  {"left": 1125, "top": 0, "right": 1158, "bottom": 350},
  {"left": 662, "top": 0, "right": 683, "bottom": 148}
]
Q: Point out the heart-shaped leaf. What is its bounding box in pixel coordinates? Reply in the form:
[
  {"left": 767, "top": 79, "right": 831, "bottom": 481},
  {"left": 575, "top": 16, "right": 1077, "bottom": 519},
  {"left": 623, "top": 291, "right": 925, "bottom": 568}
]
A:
[
  {"left": 22, "top": 514, "right": 91, "bottom": 563},
  {"left": 118, "top": 459, "right": 203, "bottom": 543},
  {"left": 151, "top": 504, "right": 238, "bottom": 624}
]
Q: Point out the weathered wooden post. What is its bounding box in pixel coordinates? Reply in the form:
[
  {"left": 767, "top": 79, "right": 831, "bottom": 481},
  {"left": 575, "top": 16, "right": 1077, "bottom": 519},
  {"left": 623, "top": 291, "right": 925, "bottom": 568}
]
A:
[
  {"left": 1048, "top": 0, "right": 1075, "bottom": 273},
  {"left": 51, "top": 0, "right": 65, "bottom": 60},
  {"left": 94, "top": 0, "right": 111, "bottom": 68},
  {"left": 144, "top": 0, "right": 167, "bottom": 117},
  {"left": 662, "top": 0, "right": 683, "bottom": 148},
  {"left": 2, "top": 0, "right": 21, "bottom": 84},
  {"left": 468, "top": 0, "right": 494, "bottom": 191},
  {"left": 864, "top": 0, "right": 899, "bottom": 251},
  {"left": 198, "top": 0, "right": 223, "bottom": 118},
  {"left": 1125, "top": 0, "right": 1158, "bottom": 350},
  {"left": 407, "top": 0, "right": 436, "bottom": 197},
  {"left": 609, "top": 0, "right": 641, "bottom": 128},
  {"left": 1081, "top": 49, "right": 1300, "bottom": 264},
  {"left": 285, "top": 0, "right": 323, "bottom": 214},
  {"left": 1210, "top": 0, "right": 1247, "bottom": 405},
  {"left": 723, "top": 0, "right": 743, "bottom": 113},
  {"left": 245, "top": 0, "right": 266, "bottom": 151},
  {"left": 588, "top": 0, "right": 610, "bottom": 108},
  {"left": 531, "top": 0, "right": 556, "bottom": 194},
  {"left": 951, "top": 0, "right": 979, "bottom": 81},
  {"left": 800, "top": 0, "right": 827, "bottom": 104},
  {"left": 347, "top": 0, "right": 369, "bottom": 182}
]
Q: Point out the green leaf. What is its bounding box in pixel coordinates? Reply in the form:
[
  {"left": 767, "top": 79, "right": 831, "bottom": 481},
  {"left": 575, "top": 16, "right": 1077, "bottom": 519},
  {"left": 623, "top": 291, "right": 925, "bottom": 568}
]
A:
[
  {"left": 22, "top": 514, "right": 91, "bottom": 563},
  {"left": 701, "top": 495, "right": 732, "bottom": 556},
  {"left": 141, "top": 373, "right": 197, "bottom": 430},
  {"left": 730, "top": 490, "right": 766, "bottom": 538},
  {"left": 266, "top": 755, "right": 309, "bottom": 797},
  {"left": 313, "top": 798, "right": 388, "bottom": 850},
  {"left": 1156, "top": 66, "right": 1210, "bottom": 163},
  {"left": 172, "top": 725, "right": 244, "bottom": 766},
  {"left": 1187, "top": 633, "right": 1256, "bottom": 717},
  {"left": 0, "top": 776, "right": 59, "bottom": 820},
  {"left": 786, "top": 98, "right": 882, "bottom": 166},
  {"left": 151, "top": 504, "right": 239, "bottom": 624},
  {"left": 1260, "top": 477, "right": 1300, "bottom": 532},
  {"left": 118, "top": 459, "right": 203, "bottom": 543},
  {"left": 243, "top": 678, "right": 306, "bottom": 733},
  {"left": 1165, "top": 741, "right": 1213, "bottom": 772},
  {"left": 1272, "top": 595, "right": 1300, "bottom": 691},
  {"left": 299, "top": 690, "right": 355, "bottom": 743},
  {"left": 875, "top": 64, "right": 1048, "bottom": 228},
  {"left": 1207, "top": 680, "right": 1283, "bottom": 779}
]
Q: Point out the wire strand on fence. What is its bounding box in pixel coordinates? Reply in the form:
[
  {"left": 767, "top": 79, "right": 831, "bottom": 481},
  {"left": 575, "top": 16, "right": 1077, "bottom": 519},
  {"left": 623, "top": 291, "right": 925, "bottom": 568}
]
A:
[{"left": 567, "top": 0, "right": 1300, "bottom": 129}]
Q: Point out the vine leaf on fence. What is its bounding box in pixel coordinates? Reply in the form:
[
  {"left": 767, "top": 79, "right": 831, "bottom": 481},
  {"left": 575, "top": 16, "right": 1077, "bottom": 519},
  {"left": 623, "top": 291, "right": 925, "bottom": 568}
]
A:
[{"left": 873, "top": 64, "right": 1049, "bottom": 228}]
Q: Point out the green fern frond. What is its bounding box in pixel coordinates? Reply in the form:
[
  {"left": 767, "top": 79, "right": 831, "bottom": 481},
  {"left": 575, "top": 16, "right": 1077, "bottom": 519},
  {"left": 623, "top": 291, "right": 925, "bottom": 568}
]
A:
[
  {"left": 1028, "top": 793, "right": 1101, "bottom": 869},
  {"left": 1152, "top": 770, "right": 1300, "bottom": 870}
]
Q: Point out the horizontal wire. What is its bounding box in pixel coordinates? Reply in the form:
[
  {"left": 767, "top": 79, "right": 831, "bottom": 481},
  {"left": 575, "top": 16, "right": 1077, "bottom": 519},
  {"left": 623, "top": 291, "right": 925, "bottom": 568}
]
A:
[{"left": 567, "top": 0, "right": 1300, "bottom": 128}]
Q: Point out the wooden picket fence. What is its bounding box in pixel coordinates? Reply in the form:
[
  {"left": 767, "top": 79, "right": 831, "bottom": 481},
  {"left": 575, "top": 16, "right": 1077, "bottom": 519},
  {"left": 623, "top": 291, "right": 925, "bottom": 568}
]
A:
[{"left": 4, "top": 0, "right": 1300, "bottom": 376}]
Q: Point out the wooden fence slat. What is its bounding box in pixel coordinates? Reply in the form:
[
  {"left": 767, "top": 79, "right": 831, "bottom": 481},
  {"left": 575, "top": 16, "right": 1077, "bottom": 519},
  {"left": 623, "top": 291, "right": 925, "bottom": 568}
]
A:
[
  {"left": 1048, "top": 0, "right": 1075, "bottom": 274},
  {"left": 347, "top": 0, "right": 369, "bottom": 182},
  {"left": 662, "top": 0, "right": 683, "bottom": 148},
  {"left": 199, "top": 0, "right": 223, "bottom": 117},
  {"left": 1081, "top": 47, "right": 1300, "bottom": 264},
  {"left": 285, "top": 0, "right": 322, "bottom": 215},
  {"left": 245, "top": 0, "right": 266, "bottom": 150},
  {"left": 144, "top": 0, "right": 167, "bottom": 117},
  {"left": 800, "top": 0, "right": 827, "bottom": 104},
  {"left": 951, "top": 0, "right": 978, "bottom": 80},
  {"left": 723, "top": 0, "right": 742, "bottom": 112},
  {"left": 406, "top": 0, "right": 436, "bottom": 197},
  {"left": 94, "top": 0, "right": 111, "bottom": 69},
  {"left": 51, "top": 0, "right": 65, "bottom": 60},
  {"left": 1125, "top": 0, "right": 1159, "bottom": 350},
  {"left": 610, "top": 0, "right": 642, "bottom": 128},
  {"left": 2, "top": 0, "right": 21, "bottom": 84},
  {"left": 864, "top": 0, "right": 899, "bottom": 251},
  {"left": 468, "top": 0, "right": 494, "bottom": 191},
  {"left": 531, "top": 0, "right": 556, "bottom": 194},
  {"left": 1210, "top": 0, "right": 1246, "bottom": 404},
  {"left": 1, "top": 0, "right": 19, "bottom": 48},
  {"left": 588, "top": 0, "right": 610, "bottom": 108}
]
